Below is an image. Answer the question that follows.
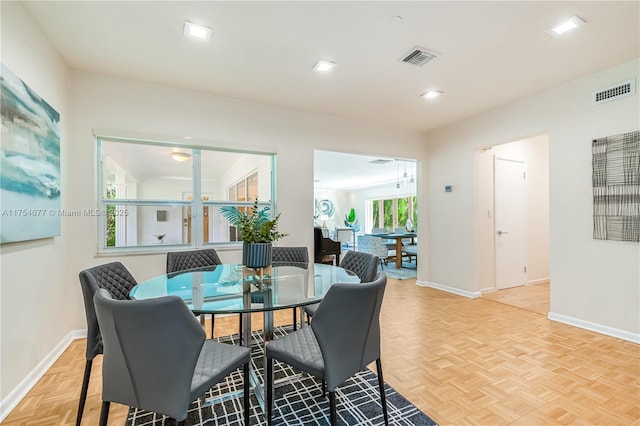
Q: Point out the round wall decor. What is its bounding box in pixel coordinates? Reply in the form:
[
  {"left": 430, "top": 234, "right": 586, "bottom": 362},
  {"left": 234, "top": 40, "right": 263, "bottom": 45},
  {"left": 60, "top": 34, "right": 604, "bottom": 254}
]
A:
[{"left": 316, "top": 199, "right": 335, "bottom": 218}]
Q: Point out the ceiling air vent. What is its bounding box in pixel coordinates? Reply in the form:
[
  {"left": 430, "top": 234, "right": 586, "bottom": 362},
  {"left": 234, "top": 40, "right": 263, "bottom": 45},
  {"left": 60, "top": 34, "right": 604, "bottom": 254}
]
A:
[
  {"left": 593, "top": 79, "right": 635, "bottom": 104},
  {"left": 400, "top": 46, "right": 438, "bottom": 67}
]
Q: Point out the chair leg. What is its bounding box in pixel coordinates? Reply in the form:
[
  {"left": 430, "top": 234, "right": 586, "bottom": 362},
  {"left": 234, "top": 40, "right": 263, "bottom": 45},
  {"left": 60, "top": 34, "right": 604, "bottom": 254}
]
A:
[
  {"left": 322, "top": 380, "right": 326, "bottom": 397},
  {"left": 98, "top": 401, "right": 110, "bottom": 426},
  {"left": 211, "top": 314, "right": 215, "bottom": 338},
  {"left": 76, "top": 359, "right": 93, "bottom": 426},
  {"left": 329, "top": 390, "right": 337, "bottom": 426},
  {"left": 266, "top": 358, "right": 274, "bottom": 426},
  {"left": 376, "top": 358, "right": 389, "bottom": 426},
  {"left": 239, "top": 314, "right": 243, "bottom": 343},
  {"left": 293, "top": 307, "right": 297, "bottom": 331},
  {"left": 243, "top": 362, "right": 250, "bottom": 425}
]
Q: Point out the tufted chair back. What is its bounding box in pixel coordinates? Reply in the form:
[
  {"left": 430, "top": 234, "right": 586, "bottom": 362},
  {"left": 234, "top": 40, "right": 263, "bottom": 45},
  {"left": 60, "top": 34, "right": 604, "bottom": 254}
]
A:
[
  {"left": 338, "top": 250, "right": 379, "bottom": 283},
  {"left": 166, "top": 249, "right": 222, "bottom": 274},
  {"left": 79, "top": 261, "right": 138, "bottom": 360},
  {"left": 272, "top": 246, "right": 309, "bottom": 267},
  {"left": 77, "top": 261, "right": 138, "bottom": 426}
]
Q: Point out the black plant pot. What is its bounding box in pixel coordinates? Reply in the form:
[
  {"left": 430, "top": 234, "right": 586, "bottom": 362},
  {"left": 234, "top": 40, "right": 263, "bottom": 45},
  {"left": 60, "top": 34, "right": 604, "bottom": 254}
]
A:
[{"left": 243, "top": 242, "right": 272, "bottom": 268}]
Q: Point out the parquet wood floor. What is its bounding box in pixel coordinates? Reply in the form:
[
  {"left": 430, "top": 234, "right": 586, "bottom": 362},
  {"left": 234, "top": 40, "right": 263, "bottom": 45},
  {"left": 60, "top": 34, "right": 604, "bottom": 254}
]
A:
[
  {"left": 482, "top": 282, "right": 550, "bottom": 315},
  {"left": 3, "top": 278, "right": 639, "bottom": 425}
]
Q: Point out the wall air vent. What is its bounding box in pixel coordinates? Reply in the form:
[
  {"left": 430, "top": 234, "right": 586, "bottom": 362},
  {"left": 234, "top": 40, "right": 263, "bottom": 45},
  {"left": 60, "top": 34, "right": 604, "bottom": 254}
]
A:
[
  {"left": 400, "top": 46, "right": 438, "bottom": 67},
  {"left": 369, "top": 159, "right": 393, "bottom": 165},
  {"left": 593, "top": 79, "right": 635, "bottom": 104}
]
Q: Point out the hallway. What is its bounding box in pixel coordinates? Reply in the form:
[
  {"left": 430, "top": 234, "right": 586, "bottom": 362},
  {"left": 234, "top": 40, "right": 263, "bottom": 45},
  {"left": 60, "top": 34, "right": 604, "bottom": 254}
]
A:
[{"left": 482, "top": 282, "right": 550, "bottom": 315}]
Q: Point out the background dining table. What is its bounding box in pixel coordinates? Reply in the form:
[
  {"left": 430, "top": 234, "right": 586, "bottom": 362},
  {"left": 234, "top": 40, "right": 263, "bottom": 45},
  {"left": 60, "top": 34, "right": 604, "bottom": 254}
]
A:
[{"left": 369, "top": 232, "right": 417, "bottom": 268}]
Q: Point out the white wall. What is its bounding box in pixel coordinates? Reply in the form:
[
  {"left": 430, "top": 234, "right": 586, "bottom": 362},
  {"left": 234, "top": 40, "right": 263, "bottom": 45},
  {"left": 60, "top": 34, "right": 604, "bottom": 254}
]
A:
[
  {"left": 65, "top": 69, "right": 427, "bottom": 309},
  {"left": 424, "top": 59, "right": 640, "bottom": 338},
  {"left": 475, "top": 134, "right": 550, "bottom": 291},
  {"left": 0, "top": 1, "right": 70, "bottom": 407},
  {"left": 138, "top": 178, "right": 191, "bottom": 245}
]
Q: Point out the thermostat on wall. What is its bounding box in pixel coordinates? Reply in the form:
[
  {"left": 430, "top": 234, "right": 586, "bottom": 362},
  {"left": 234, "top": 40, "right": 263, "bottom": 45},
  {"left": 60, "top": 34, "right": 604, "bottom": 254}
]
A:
[{"left": 444, "top": 185, "right": 453, "bottom": 192}]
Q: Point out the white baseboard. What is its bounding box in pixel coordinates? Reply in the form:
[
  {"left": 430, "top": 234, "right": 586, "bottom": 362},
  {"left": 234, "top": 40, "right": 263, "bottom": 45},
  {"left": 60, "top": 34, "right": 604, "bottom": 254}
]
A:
[
  {"left": 548, "top": 312, "right": 640, "bottom": 344},
  {"left": 0, "top": 329, "right": 86, "bottom": 422},
  {"left": 527, "top": 277, "right": 550, "bottom": 285},
  {"left": 416, "top": 280, "right": 481, "bottom": 299}
]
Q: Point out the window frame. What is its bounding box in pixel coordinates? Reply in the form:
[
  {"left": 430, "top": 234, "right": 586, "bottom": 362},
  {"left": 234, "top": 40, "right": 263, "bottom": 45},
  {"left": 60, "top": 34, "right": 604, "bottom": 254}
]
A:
[
  {"left": 368, "top": 196, "right": 417, "bottom": 232},
  {"left": 96, "top": 136, "right": 276, "bottom": 254}
]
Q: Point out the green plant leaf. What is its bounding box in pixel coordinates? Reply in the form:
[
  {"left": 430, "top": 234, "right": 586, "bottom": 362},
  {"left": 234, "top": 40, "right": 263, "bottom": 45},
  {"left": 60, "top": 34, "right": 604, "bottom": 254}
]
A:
[{"left": 220, "top": 199, "right": 287, "bottom": 243}]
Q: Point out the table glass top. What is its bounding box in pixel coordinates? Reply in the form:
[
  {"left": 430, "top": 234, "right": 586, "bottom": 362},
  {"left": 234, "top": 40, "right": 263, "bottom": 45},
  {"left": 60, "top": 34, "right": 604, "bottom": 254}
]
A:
[{"left": 130, "top": 263, "right": 360, "bottom": 314}]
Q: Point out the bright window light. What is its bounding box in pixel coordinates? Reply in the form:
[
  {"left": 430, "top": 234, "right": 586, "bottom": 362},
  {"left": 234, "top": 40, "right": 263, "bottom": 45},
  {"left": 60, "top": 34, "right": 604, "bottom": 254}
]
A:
[
  {"left": 184, "top": 21, "right": 212, "bottom": 41},
  {"left": 421, "top": 90, "right": 443, "bottom": 99},
  {"left": 313, "top": 61, "right": 336, "bottom": 72},
  {"left": 548, "top": 15, "right": 585, "bottom": 37}
]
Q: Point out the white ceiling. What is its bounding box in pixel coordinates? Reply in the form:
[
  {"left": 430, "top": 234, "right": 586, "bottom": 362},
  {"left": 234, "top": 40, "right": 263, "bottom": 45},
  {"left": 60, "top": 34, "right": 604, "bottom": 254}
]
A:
[
  {"left": 21, "top": 1, "right": 639, "bottom": 189},
  {"left": 23, "top": 1, "right": 639, "bottom": 134},
  {"left": 314, "top": 150, "right": 416, "bottom": 191}
]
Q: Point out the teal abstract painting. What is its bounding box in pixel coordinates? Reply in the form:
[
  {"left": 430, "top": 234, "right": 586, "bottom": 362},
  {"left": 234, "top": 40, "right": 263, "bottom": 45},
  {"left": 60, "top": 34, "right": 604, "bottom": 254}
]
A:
[{"left": 1, "top": 64, "right": 61, "bottom": 243}]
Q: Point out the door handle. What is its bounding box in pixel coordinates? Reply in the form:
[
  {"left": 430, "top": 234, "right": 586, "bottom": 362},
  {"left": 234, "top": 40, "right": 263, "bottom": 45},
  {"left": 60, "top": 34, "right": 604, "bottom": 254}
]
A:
[{"left": 496, "top": 230, "right": 509, "bottom": 235}]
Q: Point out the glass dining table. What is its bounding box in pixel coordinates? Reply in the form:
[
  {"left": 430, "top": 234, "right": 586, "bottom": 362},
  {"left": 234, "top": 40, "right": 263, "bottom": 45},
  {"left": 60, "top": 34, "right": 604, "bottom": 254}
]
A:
[{"left": 130, "top": 262, "right": 360, "bottom": 407}]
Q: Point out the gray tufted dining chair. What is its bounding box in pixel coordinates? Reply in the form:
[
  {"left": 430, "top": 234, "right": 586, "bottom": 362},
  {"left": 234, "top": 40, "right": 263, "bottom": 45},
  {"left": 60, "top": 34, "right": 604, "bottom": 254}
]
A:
[
  {"left": 272, "top": 246, "right": 309, "bottom": 331},
  {"left": 166, "top": 248, "right": 222, "bottom": 276},
  {"left": 304, "top": 250, "right": 379, "bottom": 321},
  {"left": 266, "top": 272, "right": 388, "bottom": 426},
  {"left": 77, "top": 261, "right": 138, "bottom": 426},
  {"left": 93, "top": 289, "right": 251, "bottom": 426},
  {"left": 166, "top": 249, "right": 223, "bottom": 337}
]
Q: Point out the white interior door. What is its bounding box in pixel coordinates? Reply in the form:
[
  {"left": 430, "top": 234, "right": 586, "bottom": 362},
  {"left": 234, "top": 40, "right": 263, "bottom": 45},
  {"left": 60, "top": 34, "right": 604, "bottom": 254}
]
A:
[{"left": 494, "top": 157, "right": 527, "bottom": 290}]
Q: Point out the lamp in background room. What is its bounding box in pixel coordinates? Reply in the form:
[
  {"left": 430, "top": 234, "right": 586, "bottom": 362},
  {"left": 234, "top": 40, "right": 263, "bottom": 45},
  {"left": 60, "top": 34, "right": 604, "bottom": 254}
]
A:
[{"left": 319, "top": 214, "right": 329, "bottom": 229}]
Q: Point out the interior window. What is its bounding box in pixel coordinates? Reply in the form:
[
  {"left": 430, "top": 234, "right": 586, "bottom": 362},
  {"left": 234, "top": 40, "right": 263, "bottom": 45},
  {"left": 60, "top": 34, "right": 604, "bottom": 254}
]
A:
[{"left": 97, "top": 137, "right": 275, "bottom": 252}]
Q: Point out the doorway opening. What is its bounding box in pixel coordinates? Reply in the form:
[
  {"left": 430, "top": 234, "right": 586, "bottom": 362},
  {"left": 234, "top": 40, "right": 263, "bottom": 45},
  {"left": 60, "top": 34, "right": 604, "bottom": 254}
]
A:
[
  {"left": 313, "top": 150, "right": 419, "bottom": 279},
  {"left": 474, "top": 134, "right": 550, "bottom": 314}
]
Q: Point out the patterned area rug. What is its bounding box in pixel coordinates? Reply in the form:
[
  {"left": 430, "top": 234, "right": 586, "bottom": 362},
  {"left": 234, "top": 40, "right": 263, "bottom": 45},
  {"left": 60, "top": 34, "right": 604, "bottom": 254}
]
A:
[
  {"left": 127, "top": 327, "right": 436, "bottom": 425},
  {"left": 382, "top": 259, "right": 417, "bottom": 280}
]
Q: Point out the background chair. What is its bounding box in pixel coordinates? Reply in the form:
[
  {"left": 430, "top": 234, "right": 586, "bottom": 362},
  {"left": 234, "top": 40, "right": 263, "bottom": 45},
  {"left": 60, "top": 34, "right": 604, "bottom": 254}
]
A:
[
  {"left": 304, "top": 250, "right": 379, "bottom": 321},
  {"left": 93, "top": 289, "right": 251, "bottom": 426},
  {"left": 402, "top": 244, "right": 418, "bottom": 264},
  {"left": 272, "top": 246, "right": 309, "bottom": 331},
  {"left": 266, "top": 272, "right": 388, "bottom": 426},
  {"left": 166, "top": 249, "right": 222, "bottom": 337},
  {"left": 357, "top": 235, "right": 392, "bottom": 268},
  {"left": 372, "top": 227, "right": 396, "bottom": 251},
  {"left": 77, "top": 261, "right": 138, "bottom": 426}
]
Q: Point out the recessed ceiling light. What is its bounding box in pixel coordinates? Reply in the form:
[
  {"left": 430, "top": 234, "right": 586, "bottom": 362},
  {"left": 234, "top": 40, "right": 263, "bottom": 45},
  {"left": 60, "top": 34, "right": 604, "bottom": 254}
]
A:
[
  {"left": 313, "top": 61, "right": 336, "bottom": 72},
  {"left": 421, "top": 90, "right": 443, "bottom": 99},
  {"left": 170, "top": 151, "right": 192, "bottom": 162},
  {"left": 547, "top": 15, "right": 585, "bottom": 37},
  {"left": 184, "top": 21, "right": 212, "bottom": 41}
]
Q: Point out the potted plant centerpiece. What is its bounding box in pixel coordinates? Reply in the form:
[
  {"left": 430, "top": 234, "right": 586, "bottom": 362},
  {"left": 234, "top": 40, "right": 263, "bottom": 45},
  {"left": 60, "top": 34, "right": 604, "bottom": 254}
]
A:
[{"left": 220, "top": 200, "right": 287, "bottom": 269}]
